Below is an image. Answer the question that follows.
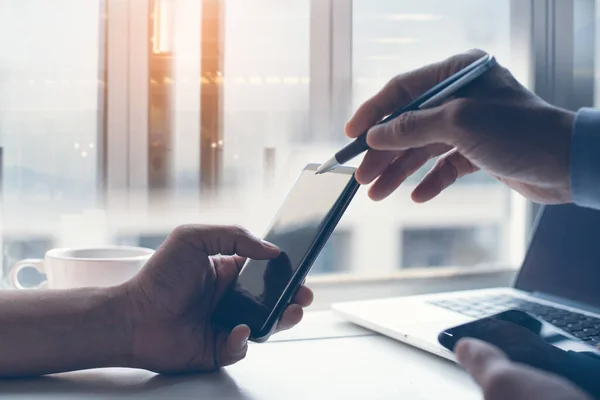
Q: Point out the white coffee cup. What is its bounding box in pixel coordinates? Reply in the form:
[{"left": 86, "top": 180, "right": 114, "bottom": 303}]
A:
[{"left": 9, "top": 246, "right": 154, "bottom": 289}]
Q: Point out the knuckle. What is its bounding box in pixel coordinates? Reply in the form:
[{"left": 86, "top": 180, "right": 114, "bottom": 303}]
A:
[
  {"left": 390, "top": 76, "right": 412, "bottom": 104},
  {"left": 362, "top": 98, "right": 386, "bottom": 122},
  {"left": 465, "top": 48, "right": 487, "bottom": 58},
  {"left": 453, "top": 49, "right": 487, "bottom": 69},
  {"left": 437, "top": 151, "right": 469, "bottom": 180},
  {"left": 441, "top": 49, "right": 486, "bottom": 79},
  {"left": 228, "top": 224, "right": 251, "bottom": 239},
  {"left": 394, "top": 110, "right": 416, "bottom": 134},
  {"left": 171, "top": 224, "right": 195, "bottom": 239}
]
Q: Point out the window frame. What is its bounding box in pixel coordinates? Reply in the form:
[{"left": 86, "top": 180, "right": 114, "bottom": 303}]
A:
[
  {"left": 104, "top": 0, "right": 150, "bottom": 214},
  {"left": 525, "top": 0, "right": 594, "bottom": 230}
]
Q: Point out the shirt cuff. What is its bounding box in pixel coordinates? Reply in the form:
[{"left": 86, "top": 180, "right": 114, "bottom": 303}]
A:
[{"left": 571, "top": 107, "right": 600, "bottom": 209}]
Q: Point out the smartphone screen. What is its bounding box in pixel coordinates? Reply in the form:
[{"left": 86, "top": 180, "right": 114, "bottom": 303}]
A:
[
  {"left": 213, "top": 164, "right": 358, "bottom": 340},
  {"left": 439, "top": 309, "right": 600, "bottom": 370}
]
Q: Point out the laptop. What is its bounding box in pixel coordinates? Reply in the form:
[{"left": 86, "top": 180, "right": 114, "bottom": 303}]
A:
[{"left": 332, "top": 203, "right": 600, "bottom": 360}]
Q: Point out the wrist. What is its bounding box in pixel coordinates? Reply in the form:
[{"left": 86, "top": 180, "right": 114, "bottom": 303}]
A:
[
  {"left": 114, "top": 280, "right": 159, "bottom": 371},
  {"left": 103, "top": 284, "right": 136, "bottom": 368},
  {"left": 555, "top": 107, "right": 576, "bottom": 203}
]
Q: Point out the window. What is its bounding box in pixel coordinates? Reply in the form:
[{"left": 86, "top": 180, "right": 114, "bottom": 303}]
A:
[
  {"left": 401, "top": 226, "right": 500, "bottom": 269},
  {"left": 0, "top": 0, "right": 104, "bottom": 284},
  {"left": 352, "top": 0, "right": 515, "bottom": 188},
  {"left": 348, "top": 0, "right": 526, "bottom": 276},
  {"left": 310, "top": 231, "right": 351, "bottom": 276},
  {"left": 0, "top": 1, "right": 591, "bottom": 293},
  {"left": 115, "top": 233, "right": 168, "bottom": 250},
  {"left": 2, "top": 236, "right": 54, "bottom": 288},
  {"left": 221, "top": 0, "right": 310, "bottom": 191}
]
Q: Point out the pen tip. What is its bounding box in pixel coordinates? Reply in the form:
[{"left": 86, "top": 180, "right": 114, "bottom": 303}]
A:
[{"left": 316, "top": 158, "right": 339, "bottom": 175}]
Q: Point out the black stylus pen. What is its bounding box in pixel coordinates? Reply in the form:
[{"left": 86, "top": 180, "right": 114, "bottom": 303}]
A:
[{"left": 315, "top": 53, "right": 497, "bottom": 175}]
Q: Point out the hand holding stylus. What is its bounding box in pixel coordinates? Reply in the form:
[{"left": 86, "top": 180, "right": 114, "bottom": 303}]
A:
[
  {"left": 345, "top": 49, "right": 574, "bottom": 205},
  {"left": 318, "top": 52, "right": 496, "bottom": 174}
]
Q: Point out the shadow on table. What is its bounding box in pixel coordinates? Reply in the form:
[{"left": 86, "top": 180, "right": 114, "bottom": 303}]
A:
[{"left": 0, "top": 369, "right": 256, "bottom": 399}]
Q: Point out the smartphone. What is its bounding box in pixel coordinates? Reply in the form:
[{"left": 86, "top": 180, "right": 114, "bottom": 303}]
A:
[
  {"left": 212, "top": 163, "right": 359, "bottom": 342},
  {"left": 439, "top": 309, "right": 600, "bottom": 367}
]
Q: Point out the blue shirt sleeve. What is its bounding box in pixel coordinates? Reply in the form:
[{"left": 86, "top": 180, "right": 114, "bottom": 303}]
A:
[
  {"left": 562, "top": 351, "right": 600, "bottom": 399},
  {"left": 571, "top": 108, "right": 600, "bottom": 209}
]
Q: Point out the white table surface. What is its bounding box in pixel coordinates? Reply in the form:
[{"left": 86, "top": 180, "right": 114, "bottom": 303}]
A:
[{"left": 0, "top": 311, "right": 481, "bottom": 399}]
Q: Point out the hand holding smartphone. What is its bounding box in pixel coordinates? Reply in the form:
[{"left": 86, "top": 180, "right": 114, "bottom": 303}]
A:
[
  {"left": 439, "top": 310, "right": 600, "bottom": 398},
  {"left": 439, "top": 309, "right": 599, "bottom": 355},
  {"left": 212, "top": 164, "right": 359, "bottom": 342}
]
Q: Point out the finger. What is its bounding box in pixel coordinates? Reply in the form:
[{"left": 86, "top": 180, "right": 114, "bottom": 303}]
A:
[
  {"left": 216, "top": 258, "right": 313, "bottom": 304},
  {"left": 355, "top": 149, "right": 403, "bottom": 185},
  {"left": 275, "top": 304, "right": 304, "bottom": 333},
  {"left": 292, "top": 285, "right": 314, "bottom": 308},
  {"left": 412, "top": 150, "right": 479, "bottom": 203},
  {"left": 366, "top": 105, "right": 459, "bottom": 151},
  {"left": 346, "top": 49, "right": 487, "bottom": 138},
  {"left": 172, "top": 225, "right": 280, "bottom": 259},
  {"left": 455, "top": 338, "right": 509, "bottom": 388},
  {"left": 368, "top": 144, "right": 451, "bottom": 201},
  {"left": 345, "top": 79, "right": 412, "bottom": 138},
  {"left": 458, "top": 339, "right": 592, "bottom": 400},
  {"left": 213, "top": 256, "right": 245, "bottom": 299},
  {"left": 216, "top": 324, "right": 251, "bottom": 367},
  {"left": 232, "top": 255, "right": 247, "bottom": 273}
]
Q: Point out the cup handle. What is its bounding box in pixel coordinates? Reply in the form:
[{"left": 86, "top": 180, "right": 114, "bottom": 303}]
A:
[{"left": 9, "top": 259, "right": 45, "bottom": 290}]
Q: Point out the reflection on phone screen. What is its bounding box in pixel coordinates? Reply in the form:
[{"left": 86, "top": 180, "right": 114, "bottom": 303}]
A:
[{"left": 214, "top": 168, "right": 355, "bottom": 336}]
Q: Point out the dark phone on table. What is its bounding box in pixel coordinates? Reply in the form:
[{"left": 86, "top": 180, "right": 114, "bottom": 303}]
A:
[
  {"left": 438, "top": 309, "right": 600, "bottom": 368},
  {"left": 212, "top": 163, "right": 359, "bottom": 342}
]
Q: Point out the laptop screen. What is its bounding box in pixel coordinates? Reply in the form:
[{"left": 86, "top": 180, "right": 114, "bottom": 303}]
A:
[{"left": 515, "top": 204, "right": 600, "bottom": 309}]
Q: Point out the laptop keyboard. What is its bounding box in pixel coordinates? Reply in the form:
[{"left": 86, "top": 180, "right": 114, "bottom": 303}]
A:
[{"left": 429, "top": 294, "right": 600, "bottom": 346}]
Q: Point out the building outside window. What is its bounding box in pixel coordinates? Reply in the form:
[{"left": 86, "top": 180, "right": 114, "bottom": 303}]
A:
[{"left": 401, "top": 226, "right": 500, "bottom": 269}]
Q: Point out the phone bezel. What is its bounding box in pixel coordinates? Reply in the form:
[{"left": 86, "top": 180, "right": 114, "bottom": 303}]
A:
[
  {"left": 437, "top": 309, "right": 531, "bottom": 351},
  {"left": 214, "top": 163, "right": 360, "bottom": 342},
  {"left": 437, "top": 309, "right": 582, "bottom": 352}
]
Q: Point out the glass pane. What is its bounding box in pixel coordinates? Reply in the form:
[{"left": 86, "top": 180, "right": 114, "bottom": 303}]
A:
[
  {"left": 0, "top": 0, "right": 104, "bottom": 284},
  {"left": 122, "top": 0, "right": 518, "bottom": 280},
  {"left": 401, "top": 226, "right": 500, "bottom": 268},
  {"left": 354, "top": 0, "right": 512, "bottom": 188},
  {"left": 353, "top": 0, "right": 512, "bottom": 109},
  {"left": 351, "top": 0, "right": 515, "bottom": 272},
  {"left": 166, "top": 0, "right": 201, "bottom": 198},
  {"left": 222, "top": 0, "right": 310, "bottom": 192},
  {"left": 0, "top": 0, "right": 528, "bottom": 290}
]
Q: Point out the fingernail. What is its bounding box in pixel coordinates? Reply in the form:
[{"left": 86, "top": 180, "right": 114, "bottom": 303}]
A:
[
  {"left": 234, "top": 324, "right": 251, "bottom": 351},
  {"left": 238, "top": 334, "right": 249, "bottom": 352},
  {"left": 344, "top": 122, "right": 352, "bottom": 135},
  {"left": 262, "top": 240, "right": 279, "bottom": 250}
]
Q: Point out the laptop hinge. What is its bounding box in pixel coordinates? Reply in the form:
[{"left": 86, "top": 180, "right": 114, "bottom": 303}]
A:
[{"left": 530, "top": 291, "right": 600, "bottom": 316}]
